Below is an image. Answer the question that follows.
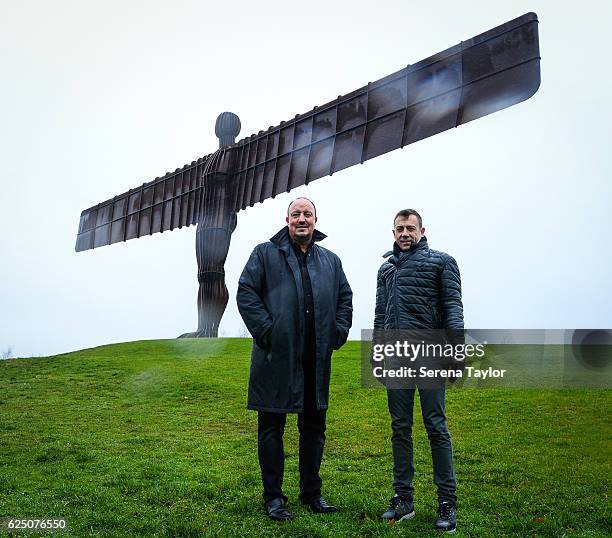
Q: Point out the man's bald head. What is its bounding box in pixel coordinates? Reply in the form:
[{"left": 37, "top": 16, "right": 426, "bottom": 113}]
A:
[{"left": 287, "top": 197, "right": 316, "bottom": 217}]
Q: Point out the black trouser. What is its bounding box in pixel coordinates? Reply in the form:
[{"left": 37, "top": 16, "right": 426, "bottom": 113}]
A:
[
  {"left": 258, "top": 331, "right": 325, "bottom": 504},
  {"left": 257, "top": 406, "right": 327, "bottom": 503},
  {"left": 387, "top": 387, "right": 457, "bottom": 505}
]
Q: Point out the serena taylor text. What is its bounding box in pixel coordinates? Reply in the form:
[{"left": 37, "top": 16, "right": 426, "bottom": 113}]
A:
[{"left": 372, "top": 366, "right": 507, "bottom": 379}]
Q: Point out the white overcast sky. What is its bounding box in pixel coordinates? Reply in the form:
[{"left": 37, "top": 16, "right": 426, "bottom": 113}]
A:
[{"left": 1, "top": 1, "right": 610, "bottom": 357}]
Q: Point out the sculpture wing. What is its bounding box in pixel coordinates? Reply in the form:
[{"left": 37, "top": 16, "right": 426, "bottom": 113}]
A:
[
  {"left": 75, "top": 156, "right": 210, "bottom": 252},
  {"left": 230, "top": 12, "right": 540, "bottom": 212}
]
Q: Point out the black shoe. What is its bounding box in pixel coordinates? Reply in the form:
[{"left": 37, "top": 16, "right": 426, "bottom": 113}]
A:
[
  {"left": 381, "top": 495, "right": 415, "bottom": 522},
  {"left": 264, "top": 498, "right": 293, "bottom": 521},
  {"left": 435, "top": 501, "right": 456, "bottom": 533},
  {"left": 301, "top": 496, "right": 338, "bottom": 514}
]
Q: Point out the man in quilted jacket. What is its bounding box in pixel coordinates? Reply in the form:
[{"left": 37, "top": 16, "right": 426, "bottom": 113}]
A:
[{"left": 375, "top": 208, "right": 463, "bottom": 533}]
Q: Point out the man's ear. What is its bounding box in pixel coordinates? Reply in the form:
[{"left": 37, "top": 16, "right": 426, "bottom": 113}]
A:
[
  {"left": 421, "top": 227, "right": 426, "bottom": 236},
  {"left": 315, "top": 216, "right": 318, "bottom": 224},
  {"left": 286, "top": 216, "right": 289, "bottom": 225}
]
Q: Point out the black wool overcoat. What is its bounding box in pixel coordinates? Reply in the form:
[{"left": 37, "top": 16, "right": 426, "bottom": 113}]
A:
[{"left": 237, "top": 227, "right": 353, "bottom": 413}]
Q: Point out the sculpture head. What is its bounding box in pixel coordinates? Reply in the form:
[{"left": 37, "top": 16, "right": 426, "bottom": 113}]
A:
[
  {"left": 393, "top": 208, "right": 425, "bottom": 251},
  {"left": 286, "top": 197, "right": 317, "bottom": 246},
  {"left": 215, "top": 112, "right": 241, "bottom": 148}
]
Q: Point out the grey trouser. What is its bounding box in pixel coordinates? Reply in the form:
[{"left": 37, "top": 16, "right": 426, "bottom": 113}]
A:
[{"left": 387, "top": 387, "right": 457, "bottom": 505}]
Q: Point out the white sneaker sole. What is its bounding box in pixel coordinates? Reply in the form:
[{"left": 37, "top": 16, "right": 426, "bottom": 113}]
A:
[{"left": 396, "top": 510, "right": 416, "bottom": 522}]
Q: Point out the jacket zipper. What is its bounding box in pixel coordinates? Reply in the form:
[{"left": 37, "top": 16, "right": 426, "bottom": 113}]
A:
[{"left": 393, "top": 266, "right": 399, "bottom": 330}]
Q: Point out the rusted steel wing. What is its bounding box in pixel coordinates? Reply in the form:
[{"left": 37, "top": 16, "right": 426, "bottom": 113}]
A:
[
  {"left": 75, "top": 156, "right": 209, "bottom": 252},
  {"left": 230, "top": 12, "right": 540, "bottom": 212}
]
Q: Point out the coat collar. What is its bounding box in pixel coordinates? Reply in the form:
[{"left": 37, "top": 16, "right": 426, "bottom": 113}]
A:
[
  {"left": 270, "top": 226, "right": 327, "bottom": 254},
  {"left": 383, "top": 236, "right": 428, "bottom": 259}
]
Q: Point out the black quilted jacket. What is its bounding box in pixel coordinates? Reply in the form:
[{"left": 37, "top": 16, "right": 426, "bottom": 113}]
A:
[{"left": 374, "top": 237, "right": 464, "bottom": 330}]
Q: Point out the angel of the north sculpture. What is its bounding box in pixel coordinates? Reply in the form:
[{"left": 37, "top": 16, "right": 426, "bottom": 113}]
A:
[{"left": 75, "top": 12, "right": 541, "bottom": 337}]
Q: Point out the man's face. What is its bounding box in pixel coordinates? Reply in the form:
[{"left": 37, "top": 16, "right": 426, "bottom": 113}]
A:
[
  {"left": 393, "top": 214, "right": 425, "bottom": 251},
  {"left": 286, "top": 199, "right": 317, "bottom": 243}
]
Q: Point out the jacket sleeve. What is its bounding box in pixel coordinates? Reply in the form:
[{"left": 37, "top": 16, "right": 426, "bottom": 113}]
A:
[
  {"left": 236, "top": 246, "right": 273, "bottom": 349},
  {"left": 333, "top": 259, "right": 353, "bottom": 350},
  {"left": 374, "top": 266, "right": 387, "bottom": 330},
  {"left": 371, "top": 265, "right": 389, "bottom": 386},
  {"left": 440, "top": 255, "right": 464, "bottom": 330}
]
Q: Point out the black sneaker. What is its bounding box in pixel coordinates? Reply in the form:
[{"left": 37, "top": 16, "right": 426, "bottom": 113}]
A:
[
  {"left": 435, "top": 501, "right": 456, "bottom": 533},
  {"left": 381, "top": 495, "right": 415, "bottom": 522}
]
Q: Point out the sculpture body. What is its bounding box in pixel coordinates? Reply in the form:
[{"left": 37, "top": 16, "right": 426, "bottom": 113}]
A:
[{"left": 193, "top": 143, "right": 238, "bottom": 337}]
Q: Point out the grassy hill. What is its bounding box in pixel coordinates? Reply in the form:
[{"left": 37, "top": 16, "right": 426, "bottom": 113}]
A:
[{"left": 0, "top": 339, "right": 610, "bottom": 537}]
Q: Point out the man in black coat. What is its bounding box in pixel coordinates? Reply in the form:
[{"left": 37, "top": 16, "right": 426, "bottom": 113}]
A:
[
  {"left": 237, "top": 197, "right": 353, "bottom": 521},
  {"left": 375, "top": 209, "right": 463, "bottom": 533}
]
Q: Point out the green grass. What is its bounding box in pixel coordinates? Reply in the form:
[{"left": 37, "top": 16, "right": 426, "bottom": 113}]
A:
[{"left": 0, "top": 339, "right": 610, "bottom": 537}]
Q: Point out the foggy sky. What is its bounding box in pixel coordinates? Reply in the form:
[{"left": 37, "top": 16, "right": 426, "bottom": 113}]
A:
[{"left": 1, "top": 1, "right": 610, "bottom": 357}]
